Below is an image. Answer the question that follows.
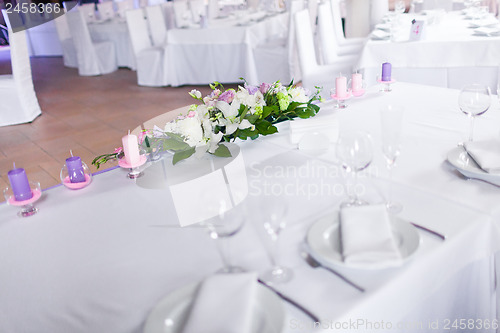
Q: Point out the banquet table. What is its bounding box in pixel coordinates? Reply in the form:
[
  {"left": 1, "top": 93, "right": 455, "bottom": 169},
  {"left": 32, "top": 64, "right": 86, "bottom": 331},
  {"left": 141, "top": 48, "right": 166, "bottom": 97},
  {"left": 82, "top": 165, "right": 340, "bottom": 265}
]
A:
[
  {"left": 88, "top": 18, "right": 136, "bottom": 70},
  {"left": 164, "top": 11, "right": 288, "bottom": 86},
  {"left": 357, "top": 11, "right": 500, "bottom": 89},
  {"left": 2, "top": 82, "right": 500, "bottom": 332}
]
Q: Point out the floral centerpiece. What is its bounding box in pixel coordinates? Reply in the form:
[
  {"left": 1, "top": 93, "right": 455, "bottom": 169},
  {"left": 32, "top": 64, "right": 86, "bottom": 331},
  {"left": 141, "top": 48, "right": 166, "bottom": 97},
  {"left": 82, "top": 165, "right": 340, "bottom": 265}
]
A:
[{"left": 92, "top": 80, "right": 321, "bottom": 168}]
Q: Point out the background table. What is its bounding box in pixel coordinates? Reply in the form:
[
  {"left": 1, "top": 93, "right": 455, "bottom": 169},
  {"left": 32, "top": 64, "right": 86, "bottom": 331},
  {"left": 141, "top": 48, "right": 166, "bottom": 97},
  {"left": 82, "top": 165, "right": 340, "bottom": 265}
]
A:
[
  {"left": 357, "top": 11, "right": 500, "bottom": 89},
  {"left": 1, "top": 82, "right": 500, "bottom": 332},
  {"left": 164, "top": 11, "right": 288, "bottom": 86}
]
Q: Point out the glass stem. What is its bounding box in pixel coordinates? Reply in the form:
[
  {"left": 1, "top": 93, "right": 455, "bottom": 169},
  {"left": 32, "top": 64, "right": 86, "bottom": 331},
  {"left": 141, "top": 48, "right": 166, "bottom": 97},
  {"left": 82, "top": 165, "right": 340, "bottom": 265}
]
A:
[
  {"left": 387, "top": 163, "right": 394, "bottom": 204},
  {"left": 268, "top": 235, "right": 280, "bottom": 268},
  {"left": 215, "top": 237, "right": 231, "bottom": 270},
  {"left": 469, "top": 115, "right": 475, "bottom": 142}
]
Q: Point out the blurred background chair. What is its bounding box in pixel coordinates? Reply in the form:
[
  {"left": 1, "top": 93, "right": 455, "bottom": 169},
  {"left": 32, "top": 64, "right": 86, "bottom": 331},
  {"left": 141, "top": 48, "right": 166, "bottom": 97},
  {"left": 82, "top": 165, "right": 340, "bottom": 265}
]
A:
[
  {"left": 54, "top": 14, "right": 78, "bottom": 68},
  {"left": 66, "top": 10, "right": 117, "bottom": 76},
  {"left": 146, "top": 6, "right": 168, "bottom": 46},
  {"left": 0, "top": 10, "right": 42, "bottom": 126},
  {"left": 97, "top": 1, "right": 115, "bottom": 20},
  {"left": 294, "top": 8, "right": 353, "bottom": 92},
  {"left": 126, "top": 8, "right": 166, "bottom": 86}
]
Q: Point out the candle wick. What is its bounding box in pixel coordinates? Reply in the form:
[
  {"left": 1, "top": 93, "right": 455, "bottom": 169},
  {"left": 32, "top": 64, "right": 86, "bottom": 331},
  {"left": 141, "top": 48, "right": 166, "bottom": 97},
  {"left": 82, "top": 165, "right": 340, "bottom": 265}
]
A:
[
  {"left": 13, "top": 162, "right": 16, "bottom": 169},
  {"left": 70, "top": 149, "right": 73, "bottom": 157},
  {"left": 128, "top": 129, "right": 130, "bottom": 135}
]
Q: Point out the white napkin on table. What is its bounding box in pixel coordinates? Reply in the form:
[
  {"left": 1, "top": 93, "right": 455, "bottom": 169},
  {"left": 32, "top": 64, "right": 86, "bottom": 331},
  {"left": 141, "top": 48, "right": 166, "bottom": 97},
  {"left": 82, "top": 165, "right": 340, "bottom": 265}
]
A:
[
  {"left": 340, "top": 204, "right": 402, "bottom": 266},
  {"left": 182, "top": 272, "right": 257, "bottom": 333},
  {"left": 464, "top": 139, "right": 500, "bottom": 173}
]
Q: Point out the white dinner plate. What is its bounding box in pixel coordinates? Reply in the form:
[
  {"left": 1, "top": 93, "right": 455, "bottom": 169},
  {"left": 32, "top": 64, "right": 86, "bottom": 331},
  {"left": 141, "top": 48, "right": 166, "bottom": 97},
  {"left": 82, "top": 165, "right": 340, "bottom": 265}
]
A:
[
  {"left": 447, "top": 146, "right": 500, "bottom": 186},
  {"left": 143, "top": 281, "right": 285, "bottom": 333},
  {"left": 306, "top": 212, "right": 421, "bottom": 270}
]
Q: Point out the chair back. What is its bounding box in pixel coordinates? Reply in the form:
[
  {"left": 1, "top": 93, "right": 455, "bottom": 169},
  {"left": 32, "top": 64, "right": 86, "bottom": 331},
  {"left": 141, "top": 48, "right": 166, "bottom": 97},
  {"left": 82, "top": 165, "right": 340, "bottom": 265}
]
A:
[
  {"left": 78, "top": 3, "right": 97, "bottom": 22},
  {"left": 117, "top": 0, "right": 134, "bottom": 18},
  {"left": 207, "top": 0, "right": 219, "bottom": 19},
  {"left": 294, "top": 8, "right": 318, "bottom": 77},
  {"left": 126, "top": 8, "right": 153, "bottom": 56},
  {"left": 370, "top": 0, "right": 388, "bottom": 29},
  {"left": 287, "top": 0, "right": 304, "bottom": 80},
  {"left": 97, "top": 1, "right": 115, "bottom": 20},
  {"left": 138, "top": 0, "right": 149, "bottom": 8},
  {"left": 66, "top": 10, "right": 100, "bottom": 74},
  {"left": 317, "top": 2, "right": 339, "bottom": 64},
  {"left": 63, "top": 1, "right": 78, "bottom": 11},
  {"left": 330, "top": 0, "right": 346, "bottom": 42},
  {"left": 146, "top": 5, "right": 167, "bottom": 46},
  {"left": 307, "top": 0, "right": 318, "bottom": 32},
  {"left": 54, "top": 12, "right": 72, "bottom": 41},
  {"left": 247, "top": 0, "right": 259, "bottom": 9}
]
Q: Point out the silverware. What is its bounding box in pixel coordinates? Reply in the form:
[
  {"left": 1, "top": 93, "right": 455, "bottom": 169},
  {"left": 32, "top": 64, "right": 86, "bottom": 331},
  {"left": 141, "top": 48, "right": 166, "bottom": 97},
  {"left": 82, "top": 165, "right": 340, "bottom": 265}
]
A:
[
  {"left": 410, "top": 222, "right": 447, "bottom": 241},
  {"left": 302, "top": 252, "right": 365, "bottom": 292},
  {"left": 257, "top": 278, "right": 320, "bottom": 323}
]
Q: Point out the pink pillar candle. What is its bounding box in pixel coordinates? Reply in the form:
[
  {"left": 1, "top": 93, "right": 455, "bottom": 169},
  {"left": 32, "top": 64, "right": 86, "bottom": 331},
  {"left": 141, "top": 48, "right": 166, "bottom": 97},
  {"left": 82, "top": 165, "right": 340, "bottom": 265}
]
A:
[
  {"left": 351, "top": 73, "right": 363, "bottom": 92},
  {"left": 8, "top": 167, "right": 33, "bottom": 201},
  {"left": 336, "top": 76, "right": 347, "bottom": 98},
  {"left": 122, "top": 134, "right": 141, "bottom": 165}
]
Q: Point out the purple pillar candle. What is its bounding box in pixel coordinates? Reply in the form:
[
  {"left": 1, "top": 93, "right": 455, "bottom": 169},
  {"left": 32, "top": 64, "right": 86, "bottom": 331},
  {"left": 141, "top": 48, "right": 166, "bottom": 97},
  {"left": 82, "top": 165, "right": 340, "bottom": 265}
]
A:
[
  {"left": 382, "top": 62, "right": 392, "bottom": 82},
  {"left": 66, "top": 156, "right": 86, "bottom": 183},
  {"left": 8, "top": 167, "right": 33, "bottom": 201}
]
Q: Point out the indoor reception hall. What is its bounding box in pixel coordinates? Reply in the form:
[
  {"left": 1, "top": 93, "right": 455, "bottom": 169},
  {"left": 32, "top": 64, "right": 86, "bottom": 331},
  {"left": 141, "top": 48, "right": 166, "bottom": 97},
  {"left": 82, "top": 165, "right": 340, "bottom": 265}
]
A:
[{"left": 1, "top": 0, "right": 500, "bottom": 332}]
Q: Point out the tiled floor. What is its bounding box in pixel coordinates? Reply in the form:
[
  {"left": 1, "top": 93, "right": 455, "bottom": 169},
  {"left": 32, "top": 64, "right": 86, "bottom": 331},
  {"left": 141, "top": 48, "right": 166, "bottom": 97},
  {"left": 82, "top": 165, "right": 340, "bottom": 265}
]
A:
[{"left": 0, "top": 50, "right": 227, "bottom": 195}]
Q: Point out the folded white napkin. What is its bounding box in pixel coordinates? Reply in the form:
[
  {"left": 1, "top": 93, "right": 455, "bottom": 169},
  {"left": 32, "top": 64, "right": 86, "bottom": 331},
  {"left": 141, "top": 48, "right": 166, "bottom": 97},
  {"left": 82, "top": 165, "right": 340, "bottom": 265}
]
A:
[
  {"left": 340, "top": 204, "right": 402, "bottom": 266},
  {"left": 464, "top": 139, "right": 500, "bottom": 173},
  {"left": 182, "top": 272, "right": 257, "bottom": 333},
  {"left": 289, "top": 113, "right": 338, "bottom": 144},
  {"left": 371, "top": 29, "right": 391, "bottom": 40}
]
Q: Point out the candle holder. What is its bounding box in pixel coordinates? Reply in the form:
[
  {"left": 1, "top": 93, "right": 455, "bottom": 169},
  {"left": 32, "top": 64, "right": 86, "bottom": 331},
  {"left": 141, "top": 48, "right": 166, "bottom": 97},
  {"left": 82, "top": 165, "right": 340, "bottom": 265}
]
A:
[
  {"left": 4, "top": 181, "right": 42, "bottom": 217},
  {"left": 377, "top": 78, "right": 396, "bottom": 92},
  {"left": 330, "top": 89, "right": 352, "bottom": 109},
  {"left": 118, "top": 154, "right": 147, "bottom": 179},
  {"left": 60, "top": 161, "right": 93, "bottom": 190},
  {"left": 349, "top": 78, "right": 367, "bottom": 97}
]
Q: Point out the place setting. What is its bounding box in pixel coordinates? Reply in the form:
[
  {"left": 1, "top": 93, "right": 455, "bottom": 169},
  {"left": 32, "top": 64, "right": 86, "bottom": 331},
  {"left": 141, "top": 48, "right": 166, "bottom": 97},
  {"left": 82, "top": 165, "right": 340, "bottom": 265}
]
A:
[{"left": 445, "top": 84, "right": 500, "bottom": 186}]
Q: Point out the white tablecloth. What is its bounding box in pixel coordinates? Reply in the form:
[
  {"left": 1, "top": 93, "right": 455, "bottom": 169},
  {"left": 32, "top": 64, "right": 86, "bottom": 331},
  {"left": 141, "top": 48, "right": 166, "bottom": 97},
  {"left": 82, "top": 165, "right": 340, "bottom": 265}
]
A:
[
  {"left": 165, "top": 11, "right": 288, "bottom": 86},
  {"left": 357, "top": 11, "right": 500, "bottom": 89},
  {"left": 1, "top": 82, "right": 500, "bottom": 332},
  {"left": 88, "top": 18, "right": 136, "bottom": 70}
]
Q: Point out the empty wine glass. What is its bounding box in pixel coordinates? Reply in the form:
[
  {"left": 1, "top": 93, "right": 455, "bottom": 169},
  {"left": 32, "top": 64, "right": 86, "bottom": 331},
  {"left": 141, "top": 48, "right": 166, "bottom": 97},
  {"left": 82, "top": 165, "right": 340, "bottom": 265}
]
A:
[
  {"left": 202, "top": 199, "right": 246, "bottom": 274},
  {"left": 458, "top": 84, "right": 490, "bottom": 142},
  {"left": 395, "top": 0, "right": 406, "bottom": 14},
  {"left": 260, "top": 202, "right": 293, "bottom": 284},
  {"left": 336, "top": 131, "right": 374, "bottom": 207},
  {"left": 380, "top": 105, "right": 404, "bottom": 214}
]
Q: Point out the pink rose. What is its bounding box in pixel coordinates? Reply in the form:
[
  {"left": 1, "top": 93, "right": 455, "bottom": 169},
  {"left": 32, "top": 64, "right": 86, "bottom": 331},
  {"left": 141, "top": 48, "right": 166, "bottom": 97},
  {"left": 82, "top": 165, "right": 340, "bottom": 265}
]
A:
[
  {"left": 218, "top": 90, "right": 235, "bottom": 103},
  {"left": 259, "top": 82, "right": 271, "bottom": 94}
]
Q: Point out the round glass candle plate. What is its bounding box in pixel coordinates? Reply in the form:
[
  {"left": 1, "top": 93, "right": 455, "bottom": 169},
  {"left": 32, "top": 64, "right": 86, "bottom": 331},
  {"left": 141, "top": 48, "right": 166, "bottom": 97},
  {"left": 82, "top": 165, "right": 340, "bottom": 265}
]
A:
[
  {"left": 352, "top": 89, "right": 366, "bottom": 97},
  {"left": 330, "top": 90, "right": 353, "bottom": 100},
  {"left": 7, "top": 188, "right": 42, "bottom": 206},
  {"left": 118, "top": 155, "right": 147, "bottom": 169},
  {"left": 62, "top": 174, "right": 92, "bottom": 190},
  {"left": 377, "top": 78, "right": 396, "bottom": 84}
]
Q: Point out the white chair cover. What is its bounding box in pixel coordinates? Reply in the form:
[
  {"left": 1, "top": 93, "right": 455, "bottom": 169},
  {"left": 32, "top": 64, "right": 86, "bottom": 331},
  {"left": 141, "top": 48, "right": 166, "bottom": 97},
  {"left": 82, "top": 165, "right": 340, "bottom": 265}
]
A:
[
  {"left": 247, "top": 0, "right": 259, "bottom": 10},
  {"left": 330, "top": 0, "right": 365, "bottom": 45},
  {"left": 63, "top": 1, "right": 78, "bottom": 11},
  {"left": 207, "top": 0, "right": 219, "bottom": 19},
  {"left": 344, "top": 0, "right": 370, "bottom": 37},
  {"left": 317, "top": 2, "right": 363, "bottom": 64},
  {"left": 0, "top": 13, "right": 42, "bottom": 127},
  {"left": 189, "top": 0, "right": 206, "bottom": 23},
  {"left": 161, "top": 2, "right": 176, "bottom": 29},
  {"left": 370, "top": 0, "right": 388, "bottom": 30},
  {"left": 126, "top": 8, "right": 166, "bottom": 86},
  {"left": 294, "top": 8, "right": 353, "bottom": 92},
  {"left": 173, "top": 1, "right": 193, "bottom": 28},
  {"left": 254, "top": 0, "right": 304, "bottom": 83},
  {"left": 54, "top": 14, "right": 78, "bottom": 68},
  {"left": 97, "top": 2, "right": 115, "bottom": 20},
  {"left": 78, "top": 3, "right": 97, "bottom": 23},
  {"left": 116, "top": 0, "right": 134, "bottom": 19},
  {"left": 138, "top": 0, "right": 148, "bottom": 8},
  {"left": 146, "top": 6, "right": 168, "bottom": 46},
  {"left": 307, "top": 0, "right": 318, "bottom": 32},
  {"left": 422, "top": 0, "right": 453, "bottom": 11},
  {"left": 66, "top": 10, "right": 117, "bottom": 76}
]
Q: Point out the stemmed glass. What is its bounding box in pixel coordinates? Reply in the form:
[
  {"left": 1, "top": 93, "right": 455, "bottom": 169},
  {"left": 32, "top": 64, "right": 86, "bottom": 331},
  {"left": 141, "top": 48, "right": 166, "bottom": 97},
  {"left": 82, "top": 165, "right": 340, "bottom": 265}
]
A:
[
  {"left": 259, "top": 202, "right": 293, "bottom": 284},
  {"left": 458, "top": 84, "right": 491, "bottom": 142},
  {"left": 202, "top": 199, "right": 246, "bottom": 274},
  {"left": 380, "top": 105, "right": 404, "bottom": 214},
  {"left": 336, "top": 131, "right": 374, "bottom": 207},
  {"left": 395, "top": 0, "right": 405, "bottom": 14}
]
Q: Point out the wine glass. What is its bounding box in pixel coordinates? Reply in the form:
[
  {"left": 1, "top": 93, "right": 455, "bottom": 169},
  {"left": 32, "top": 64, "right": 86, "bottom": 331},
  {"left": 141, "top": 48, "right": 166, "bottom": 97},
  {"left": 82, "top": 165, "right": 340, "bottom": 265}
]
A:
[
  {"left": 202, "top": 199, "right": 246, "bottom": 274},
  {"left": 458, "top": 84, "right": 491, "bottom": 142},
  {"left": 259, "top": 202, "right": 293, "bottom": 284},
  {"left": 380, "top": 105, "right": 404, "bottom": 214},
  {"left": 336, "top": 131, "right": 374, "bottom": 207},
  {"left": 395, "top": 0, "right": 406, "bottom": 14}
]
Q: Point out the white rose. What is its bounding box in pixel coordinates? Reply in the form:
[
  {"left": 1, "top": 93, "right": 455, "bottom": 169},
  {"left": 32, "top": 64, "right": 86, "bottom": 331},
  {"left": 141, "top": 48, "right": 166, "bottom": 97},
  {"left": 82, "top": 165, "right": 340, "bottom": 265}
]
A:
[
  {"left": 177, "top": 117, "right": 204, "bottom": 147},
  {"left": 290, "top": 87, "right": 309, "bottom": 103},
  {"left": 190, "top": 89, "right": 202, "bottom": 99}
]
